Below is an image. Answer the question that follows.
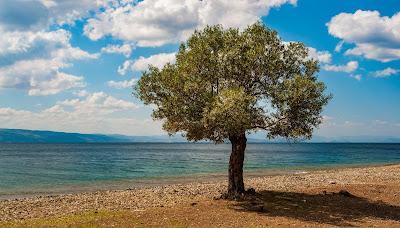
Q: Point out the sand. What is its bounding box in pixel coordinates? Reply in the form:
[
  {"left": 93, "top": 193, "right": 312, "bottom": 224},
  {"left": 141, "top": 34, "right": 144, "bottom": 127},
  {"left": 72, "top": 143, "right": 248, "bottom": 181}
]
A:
[{"left": 1, "top": 164, "right": 400, "bottom": 227}]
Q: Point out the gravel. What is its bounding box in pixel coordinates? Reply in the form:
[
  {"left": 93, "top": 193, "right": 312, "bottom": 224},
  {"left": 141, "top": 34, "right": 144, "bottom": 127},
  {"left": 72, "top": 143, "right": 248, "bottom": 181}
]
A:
[{"left": 1, "top": 164, "right": 399, "bottom": 222}]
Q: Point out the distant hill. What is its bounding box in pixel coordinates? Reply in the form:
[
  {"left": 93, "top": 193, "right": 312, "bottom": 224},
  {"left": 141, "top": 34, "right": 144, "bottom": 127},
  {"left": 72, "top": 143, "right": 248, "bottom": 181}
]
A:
[
  {"left": 0, "top": 129, "right": 124, "bottom": 143},
  {"left": 0, "top": 129, "right": 186, "bottom": 143},
  {"left": 0, "top": 128, "right": 399, "bottom": 143}
]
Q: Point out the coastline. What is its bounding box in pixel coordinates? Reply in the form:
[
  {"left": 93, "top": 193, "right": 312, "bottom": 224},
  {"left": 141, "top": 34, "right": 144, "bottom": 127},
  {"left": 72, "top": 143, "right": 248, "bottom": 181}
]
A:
[
  {"left": 1, "top": 161, "right": 398, "bottom": 200},
  {"left": 1, "top": 163, "right": 400, "bottom": 226}
]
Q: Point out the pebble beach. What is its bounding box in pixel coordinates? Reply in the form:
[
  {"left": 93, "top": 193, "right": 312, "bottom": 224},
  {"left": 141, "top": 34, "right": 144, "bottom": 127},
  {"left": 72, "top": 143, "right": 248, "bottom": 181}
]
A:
[{"left": 1, "top": 164, "right": 400, "bottom": 226}]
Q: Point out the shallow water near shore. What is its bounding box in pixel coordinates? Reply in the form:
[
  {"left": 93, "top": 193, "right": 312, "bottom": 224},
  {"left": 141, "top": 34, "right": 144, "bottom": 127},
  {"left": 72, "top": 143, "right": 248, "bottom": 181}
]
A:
[{"left": 1, "top": 143, "right": 400, "bottom": 199}]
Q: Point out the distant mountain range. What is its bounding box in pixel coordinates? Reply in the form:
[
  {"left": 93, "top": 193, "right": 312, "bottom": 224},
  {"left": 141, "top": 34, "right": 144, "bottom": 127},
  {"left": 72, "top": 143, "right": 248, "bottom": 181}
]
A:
[
  {"left": 0, "top": 129, "right": 187, "bottom": 143},
  {"left": 0, "top": 128, "right": 399, "bottom": 143}
]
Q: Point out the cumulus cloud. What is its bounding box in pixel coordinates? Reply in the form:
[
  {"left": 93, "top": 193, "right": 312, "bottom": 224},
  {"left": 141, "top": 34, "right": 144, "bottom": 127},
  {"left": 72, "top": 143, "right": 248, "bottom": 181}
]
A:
[
  {"left": 117, "top": 60, "right": 133, "bottom": 75},
  {"left": 115, "top": 52, "right": 176, "bottom": 75},
  {"left": 132, "top": 52, "right": 176, "bottom": 71},
  {"left": 0, "top": 0, "right": 102, "bottom": 96},
  {"left": 101, "top": 43, "right": 134, "bottom": 57},
  {"left": 73, "top": 90, "right": 89, "bottom": 97},
  {"left": 344, "top": 43, "right": 400, "bottom": 62},
  {"left": 0, "top": 59, "right": 86, "bottom": 96},
  {"left": 29, "top": 72, "right": 85, "bottom": 96},
  {"left": 322, "top": 61, "right": 358, "bottom": 73},
  {"left": 307, "top": 47, "right": 332, "bottom": 63},
  {"left": 372, "top": 67, "right": 399, "bottom": 78},
  {"left": 84, "top": 0, "right": 297, "bottom": 47},
  {"left": 0, "top": 0, "right": 106, "bottom": 31},
  {"left": 0, "top": 92, "right": 162, "bottom": 135},
  {"left": 0, "top": 29, "right": 69, "bottom": 56},
  {"left": 0, "top": 29, "right": 98, "bottom": 95},
  {"left": 327, "top": 10, "right": 400, "bottom": 62},
  {"left": 107, "top": 78, "right": 137, "bottom": 89},
  {"left": 57, "top": 91, "right": 139, "bottom": 114}
]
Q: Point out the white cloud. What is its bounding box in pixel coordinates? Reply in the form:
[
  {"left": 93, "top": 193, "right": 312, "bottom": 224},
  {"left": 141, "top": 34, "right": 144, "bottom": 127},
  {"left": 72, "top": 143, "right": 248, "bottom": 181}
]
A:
[
  {"left": 0, "top": 0, "right": 106, "bottom": 31},
  {"left": 0, "top": 29, "right": 98, "bottom": 95},
  {"left": 52, "top": 46, "right": 99, "bottom": 60},
  {"left": 116, "top": 53, "right": 175, "bottom": 75},
  {"left": 132, "top": 52, "right": 176, "bottom": 71},
  {"left": 335, "top": 40, "right": 344, "bottom": 52},
  {"left": 107, "top": 78, "right": 137, "bottom": 89},
  {"left": 101, "top": 43, "right": 134, "bottom": 57},
  {"left": 74, "top": 90, "right": 89, "bottom": 97},
  {"left": 0, "top": 0, "right": 101, "bottom": 96},
  {"left": 29, "top": 72, "right": 85, "bottom": 96},
  {"left": 84, "top": 0, "right": 297, "bottom": 47},
  {"left": 0, "top": 59, "right": 86, "bottom": 96},
  {"left": 117, "top": 60, "right": 133, "bottom": 75},
  {"left": 0, "top": 29, "right": 69, "bottom": 56},
  {"left": 308, "top": 47, "right": 332, "bottom": 63},
  {"left": 41, "top": 0, "right": 106, "bottom": 26},
  {"left": 350, "top": 74, "right": 362, "bottom": 81},
  {"left": 344, "top": 43, "right": 400, "bottom": 63},
  {"left": 372, "top": 67, "right": 399, "bottom": 78},
  {"left": 327, "top": 10, "right": 400, "bottom": 62},
  {"left": 0, "top": 92, "right": 162, "bottom": 135},
  {"left": 322, "top": 61, "right": 358, "bottom": 73},
  {"left": 57, "top": 92, "right": 139, "bottom": 114}
]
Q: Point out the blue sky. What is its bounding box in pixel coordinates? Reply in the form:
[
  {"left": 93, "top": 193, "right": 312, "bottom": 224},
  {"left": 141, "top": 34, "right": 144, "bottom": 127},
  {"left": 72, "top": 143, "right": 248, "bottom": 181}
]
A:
[{"left": 0, "top": 0, "right": 399, "bottom": 137}]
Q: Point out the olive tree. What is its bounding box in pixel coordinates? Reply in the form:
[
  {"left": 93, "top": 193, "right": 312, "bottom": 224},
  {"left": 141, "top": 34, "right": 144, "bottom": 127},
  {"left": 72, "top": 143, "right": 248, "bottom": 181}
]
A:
[{"left": 135, "top": 22, "right": 331, "bottom": 198}]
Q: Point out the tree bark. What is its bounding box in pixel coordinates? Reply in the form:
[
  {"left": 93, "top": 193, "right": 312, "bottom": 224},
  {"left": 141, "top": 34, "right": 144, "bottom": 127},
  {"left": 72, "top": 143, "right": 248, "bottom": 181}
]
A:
[{"left": 227, "top": 132, "right": 247, "bottom": 198}]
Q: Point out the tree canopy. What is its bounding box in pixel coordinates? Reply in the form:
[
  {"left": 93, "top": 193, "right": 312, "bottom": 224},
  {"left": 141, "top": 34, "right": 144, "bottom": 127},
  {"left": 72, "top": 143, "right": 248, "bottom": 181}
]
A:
[{"left": 135, "top": 22, "right": 331, "bottom": 143}]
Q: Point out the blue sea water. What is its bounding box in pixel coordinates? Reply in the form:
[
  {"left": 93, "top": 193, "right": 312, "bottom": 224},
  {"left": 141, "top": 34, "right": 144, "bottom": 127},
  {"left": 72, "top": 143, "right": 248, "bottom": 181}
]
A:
[{"left": 0, "top": 143, "right": 399, "bottom": 198}]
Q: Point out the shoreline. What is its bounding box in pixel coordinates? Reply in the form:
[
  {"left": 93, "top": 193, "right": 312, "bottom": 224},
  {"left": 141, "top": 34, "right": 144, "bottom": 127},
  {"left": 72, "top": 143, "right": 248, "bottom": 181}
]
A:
[
  {"left": 1, "top": 163, "right": 400, "bottom": 225},
  {"left": 1, "top": 161, "right": 398, "bottom": 200}
]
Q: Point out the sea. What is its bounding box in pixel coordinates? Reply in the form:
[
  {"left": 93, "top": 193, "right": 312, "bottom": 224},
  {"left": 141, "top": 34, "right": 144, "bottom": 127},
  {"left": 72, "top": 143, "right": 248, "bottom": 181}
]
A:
[{"left": 0, "top": 143, "right": 399, "bottom": 199}]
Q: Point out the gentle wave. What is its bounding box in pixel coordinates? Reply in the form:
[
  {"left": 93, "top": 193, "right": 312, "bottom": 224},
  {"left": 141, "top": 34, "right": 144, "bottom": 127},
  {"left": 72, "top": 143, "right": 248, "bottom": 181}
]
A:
[{"left": 0, "top": 143, "right": 399, "bottom": 197}]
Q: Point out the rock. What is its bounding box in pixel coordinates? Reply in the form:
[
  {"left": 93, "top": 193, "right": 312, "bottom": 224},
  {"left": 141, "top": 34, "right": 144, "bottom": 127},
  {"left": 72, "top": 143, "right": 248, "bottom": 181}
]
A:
[
  {"left": 246, "top": 188, "right": 256, "bottom": 195},
  {"left": 329, "top": 181, "right": 336, "bottom": 184},
  {"left": 322, "top": 190, "right": 327, "bottom": 195},
  {"left": 190, "top": 202, "right": 197, "bottom": 206},
  {"left": 338, "top": 190, "right": 354, "bottom": 197}
]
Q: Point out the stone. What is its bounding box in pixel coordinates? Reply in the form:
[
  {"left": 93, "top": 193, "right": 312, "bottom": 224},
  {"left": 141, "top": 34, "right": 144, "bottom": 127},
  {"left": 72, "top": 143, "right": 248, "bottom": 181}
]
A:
[
  {"left": 338, "top": 190, "right": 354, "bottom": 197},
  {"left": 247, "top": 188, "right": 256, "bottom": 195}
]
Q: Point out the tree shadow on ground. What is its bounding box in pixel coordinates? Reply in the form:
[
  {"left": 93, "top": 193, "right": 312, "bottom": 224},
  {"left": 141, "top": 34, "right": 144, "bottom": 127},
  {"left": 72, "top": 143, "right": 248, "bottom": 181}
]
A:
[{"left": 232, "top": 190, "right": 400, "bottom": 226}]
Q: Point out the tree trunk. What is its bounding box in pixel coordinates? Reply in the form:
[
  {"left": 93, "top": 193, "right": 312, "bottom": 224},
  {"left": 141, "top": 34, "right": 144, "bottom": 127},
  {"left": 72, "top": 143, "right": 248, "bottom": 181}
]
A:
[{"left": 227, "top": 133, "right": 247, "bottom": 198}]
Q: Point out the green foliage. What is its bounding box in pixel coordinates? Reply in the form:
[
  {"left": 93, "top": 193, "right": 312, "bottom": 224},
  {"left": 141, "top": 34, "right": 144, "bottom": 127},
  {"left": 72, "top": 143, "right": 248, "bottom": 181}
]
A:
[{"left": 135, "top": 22, "right": 331, "bottom": 143}]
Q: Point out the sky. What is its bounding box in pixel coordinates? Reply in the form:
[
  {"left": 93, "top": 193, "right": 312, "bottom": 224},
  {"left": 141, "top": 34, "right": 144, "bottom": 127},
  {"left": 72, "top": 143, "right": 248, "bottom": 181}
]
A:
[{"left": 0, "top": 0, "right": 399, "bottom": 138}]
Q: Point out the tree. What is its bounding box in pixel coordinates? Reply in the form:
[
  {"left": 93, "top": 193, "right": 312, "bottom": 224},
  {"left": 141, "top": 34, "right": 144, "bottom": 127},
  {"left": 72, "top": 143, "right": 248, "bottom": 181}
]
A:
[{"left": 135, "top": 22, "right": 331, "bottom": 199}]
